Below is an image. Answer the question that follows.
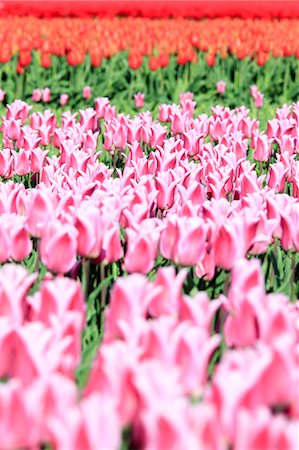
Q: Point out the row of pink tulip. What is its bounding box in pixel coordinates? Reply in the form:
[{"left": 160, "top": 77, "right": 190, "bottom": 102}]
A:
[
  {"left": 0, "top": 97, "right": 298, "bottom": 275},
  {"left": 32, "top": 86, "right": 92, "bottom": 104},
  {"left": 27, "top": 83, "right": 264, "bottom": 108},
  {"left": 0, "top": 95, "right": 298, "bottom": 448},
  {"left": 0, "top": 258, "right": 298, "bottom": 449}
]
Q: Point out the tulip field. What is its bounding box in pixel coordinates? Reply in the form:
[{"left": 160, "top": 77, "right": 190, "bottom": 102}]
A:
[{"left": 0, "top": 7, "right": 299, "bottom": 450}]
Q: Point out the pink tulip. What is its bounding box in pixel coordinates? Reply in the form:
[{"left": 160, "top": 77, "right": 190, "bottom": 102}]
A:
[
  {"left": 60, "top": 94, "right": 69, "bottom": 106},
  {"left": 0, "top": 148, "right": 12, "bottom": 177},
  {"left": 6, "top": 100, "right": 31, "bottom": 123},
  {"left": 32, "top": 89, "right": 42, "bottom": 102},
  {"left": 38, "top": 109, "right": 56, "bottom": 130},
  {"left": 223, "top": 259, "right": 265, "bottom": 346},
  {"left": 179, "top": 92, "right": 194, "bottom": 102},
  {"left": 27, "top": 190, "right": 54, "bottom": 237},
  {"left": 20, "top": 127, "right": 41, "bottom": 151},
  {"left": 234, "top": 408, "right": 298, "bottom": 450},
  {"left": 214, "top": 223, "right": 239, "bottom": 270},
  {"left": 40, "top": 221, "right": 78, "bottom": 274},
  {"left": 10, "top": 224, "right": 33, "bottom": 262},
  {"left": 182, "top": 129, "right": 204, "bottom": 157},
  {"left": 124, "top": 222, "right": 160, "bottom": 274},
  {"left": 30, "top": 147, "right": 48, "bottom": 172},
  {"left": 0, "top": 328, "right": 40, "bottom": 384},
  {"left": 0, "top": 264, "right": 37, "bottom": 324},
  {"left": 83, "top": 86, "right": 91, "bottom": 99},
  {"left": 95, "top": 96, "right": 110, "bottom": 118},
  {"left": 124, "top": 232, "right": 156, "bottom": 274},
  {"left": 104, "top": 274, "right": 148, "bottom": 342},
  {"left": 112, "top": 123, "right": 128, "bottom": 150},
  {"left": 30, "top": 112, "right": 42, "bottom": 129},
  {"left": 160, "top": 216, "right": 206, "bottom": 266},
  {"left": 103, "top": 128, "right": 113, "bottom": 150},
  {"left": 84, "top": 341, "right": 141, "bottom": 426},
  {"left": 250, "top": 84, "right": 258, "bottom": 97},
  {"left": 12, "top": 149, "right": 31, "bottom": 176},
  {"left": 216, "top": 80, "right": 226, "bottom": 94},
  {"left": 41, "top": 88, "right": 51, "bottom": 103},
  {"left": 79, "top": 108, "right": 98, "bottom": 131},
  {"left": 102, "top": 223, "right": 124, "bottom": 263},
  {"left": 75, "top": 206, "right": 103, "bottom": 258},
  {"left": 170, "top": 110, "right": 188, "bottom": 134},
  {"left": 252, "top": 134, "right": 272, "bottom": 162},
  {"left": 277, "top": 135, "right": 295, "bottom": 155},
  {"left": 61, "top": 110, "right": 77, "bottom": 129},
  {"left": 267, "top": 161, "right": 288, "bottom": 192},
  {"left": 7, "top": 118, "right": 21, "bottom": 140},
  {"left": 280, "top": 211, "right": 295, "bottom": 251},
  {"left": 0, "top": 225, "right": 11, "bottom": 262},
  {"left": 158, "top": 104, "right": 171, "bottom": 122},
  {"left": 147, "top": 267, "right": 187, "bottom": 317},
  {"left": 38, "top": 123, "right": 51, "bottom": 146},
  {"left": 31, "top": 276, "right": 85, "bottom": 328},
  {"left": 155, "top": 171, "right": 177, "bottom": 211},
  {"left": 0, "top": 89, "right": 6, "bottom": 102},
  {"left": 150, "top": 123, "right": 167, "bottom": 148},
  {"left": 81, "top": 130, "right": 99, "bottom": 152},
  {"left": 0, "top": 379, "right": 40, "bottom": 448},
  {"left": 180, "top": 98, "right": 196, "bottom": 119},
  {"left": 104, "top": 104, "right": 117, "bottom": 121},
  {"left": 134, "top": 92, "right": 145, "bottom": 108},
  {"left": 253, "top": 91, "right": 264, "bottom": 109},
  {"left": 74, "top": 394, "right": 121, "bottom": 450},
  {"left": 174, "top": 325, "right": 221, "bottom": 393}
]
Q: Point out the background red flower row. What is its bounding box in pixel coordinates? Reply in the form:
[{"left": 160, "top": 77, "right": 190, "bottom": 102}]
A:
[{"left": 1, "top": 0, "right": 299, "bottom": 19}]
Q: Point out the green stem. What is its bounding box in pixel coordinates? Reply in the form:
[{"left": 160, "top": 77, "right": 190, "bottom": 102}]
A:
[
  {"left": 283, "top": 58, "right": 290, "bottom": 102},
  {"left": 270, "top": 238, "right": 278, "bottom": 290},
  {"left": 100, "top": 264, "right": 106, "bottom": 311},
  {"left": 290, "top": 252, "right": 295, "bottom": 302},
  {"left": 223, "top": 270, "right": 231, "bottom": 296},
  {"left": 35, "top": 239, "right": 40, "bottom": 272},
  {"left": 82, "top": 258, "right": 91, "bottom": 301},
  {"left": 113, "top": 148, "right": 118, "bottom": 172}
]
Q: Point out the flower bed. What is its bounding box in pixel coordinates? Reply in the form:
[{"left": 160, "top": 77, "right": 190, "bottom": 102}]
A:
[{"left": 0, "top": 94, "right": 298, "bottom": 448}]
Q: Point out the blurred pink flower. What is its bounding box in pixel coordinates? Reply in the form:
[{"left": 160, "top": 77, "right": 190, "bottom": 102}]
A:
[
  {"left": 32, "top": 89, "right": 42, "bottom": 102},
  {"left": 254, "top": 91, "right": 264, "bottom": 109},
  {"left": 40, "top": 221, "right": 78, "bottom": 274},
  {"left": 0, "top": 89, "right": 6, "bottom": 102},
  {"left": 250, "top": 84, "right": 258, "bottom": 97},
  {"left": 216, "top": 80, "right": 226, "bottom": 94},
  {"left": 134, "top": 92, "right": 145, "bottom": 108},
  {"left": 83, "top": 86, "right": 91, "bottom": 99},
  {"left": 60, "top": 94, "right": 69, "bottom": 106},
  {"left": 41, "top": 88, "right": 51, "bottom": 103}
]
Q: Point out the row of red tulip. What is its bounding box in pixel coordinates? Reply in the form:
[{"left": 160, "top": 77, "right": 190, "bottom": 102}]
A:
[
  {"left": 0, "top": 17, "right": 298, "bottom": 71},
  {"left": 1, "top": 0, "right": 299, "bottom": 20}
]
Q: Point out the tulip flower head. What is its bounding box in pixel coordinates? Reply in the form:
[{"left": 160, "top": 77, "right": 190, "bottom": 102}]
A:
[
  {"left": 83, "top": 86, "right": 91, "bottom": 99},
  {"left": 0, "top": 89, "right": 6, "bottom": 102},
  {"left": 32, "top": 89, "right": 42, "bottom": 102},
  {"left": 253, "top": 91, "right": 264, "bottom": 109},
  {"left": 216, "top": 81, "right": 226, "bottom": 94},
  {"left": 60, "top": 94, "right": 69, "bottom": 106},
  {"left": 250, "top": 85, "right": 259, "bottom": 97},
  {"left": 134, "top": 92, "right": 145, "bottom": 108},
  {"left": 41, "top": 88, "right": 51, "bottom": 103}
]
